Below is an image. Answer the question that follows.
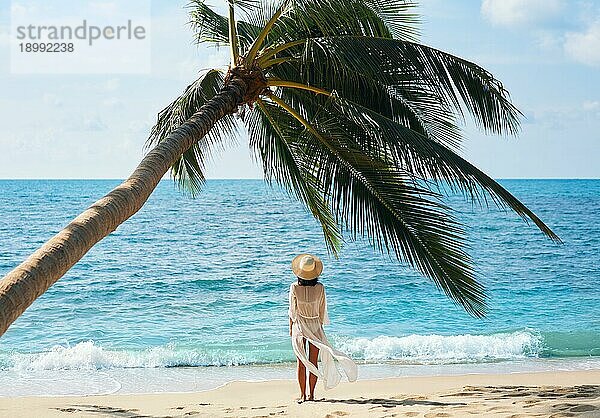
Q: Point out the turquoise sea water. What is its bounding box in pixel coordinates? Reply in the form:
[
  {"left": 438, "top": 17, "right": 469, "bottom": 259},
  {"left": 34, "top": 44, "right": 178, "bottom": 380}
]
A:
[{"left": 0, "top": 179, "right": 598, "bottom": 395}]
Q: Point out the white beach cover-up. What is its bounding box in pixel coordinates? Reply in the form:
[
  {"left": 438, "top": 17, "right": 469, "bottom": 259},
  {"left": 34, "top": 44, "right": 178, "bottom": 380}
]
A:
[{"left": 288, "top": 282, "right": 358, "bottom": 389}]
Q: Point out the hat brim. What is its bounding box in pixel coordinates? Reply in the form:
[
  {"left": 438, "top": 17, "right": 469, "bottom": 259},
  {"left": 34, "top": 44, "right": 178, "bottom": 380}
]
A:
[{"left": 291, "top": 253, "right": 323, "bottom": 280}]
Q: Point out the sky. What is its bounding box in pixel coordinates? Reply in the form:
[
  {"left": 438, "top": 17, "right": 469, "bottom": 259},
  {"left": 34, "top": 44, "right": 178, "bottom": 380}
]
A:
[{"left": 0, "top": 0, "right": 598, "bottom": 179}]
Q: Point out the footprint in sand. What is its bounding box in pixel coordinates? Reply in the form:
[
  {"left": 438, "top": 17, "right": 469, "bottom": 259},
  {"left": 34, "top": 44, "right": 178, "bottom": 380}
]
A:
[
  {"left": 507, "top": 415, "right": 550, "bottom": 418},
  {"left": 522, "top": 399, "right": 541, "bottom": 407},
  {"left": 424, "top": 413, "right": 451, "bottom": 417},
  {"left": 56, "top": 408, "right": 78, "bottom": 413},
  {"left": 569, "top": 404, "right": 598, "bottom": 412},
  {"left": 441, "top": 391, "right": 477, "bottom": 397},
  {"left": 325, "top": 411, "right": 350, "bottom": 417},
  {"left": 486, "top": 406, "right": 510, "bottom": 412},
  {"left": 552, "top": 403, "right": 579, "bottom": 410},
  {"left": 403, "top": 412, "right": 419, "bottom": 417}
]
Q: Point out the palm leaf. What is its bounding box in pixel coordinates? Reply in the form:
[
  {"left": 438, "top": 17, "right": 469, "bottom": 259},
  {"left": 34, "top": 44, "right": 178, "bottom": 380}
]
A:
[
  {"left": 327, "top": 95, "right": 561, "bottom": 242},
  {"left": 268, "top": 80, "right": 559, "bottom": 243},
  {"left": 147, "top": 69, "right": 240, "bottom": 195},
  {"left": 229, "top": 0, "right": 261, "bottom": 9},
  {"left": 268, "top": 59, "right": 463, "bottom": 150},
  {"left": 247, "top": 0, "right": 419, "bottom": 51},
  {"left": 265, "top": 92, "right": 486, "bottom": 316},
  {"left": 188, "top": 1, "right": 229, "bottom": 46},
  {"left": 244, "top": 99, "right": 342, "bottom": 253},
  {"left": 188, "top": 1, "right": 261, "bottom": 52},
  {"left": 301, "top": 36, "right": 521, "bottom": 135}
]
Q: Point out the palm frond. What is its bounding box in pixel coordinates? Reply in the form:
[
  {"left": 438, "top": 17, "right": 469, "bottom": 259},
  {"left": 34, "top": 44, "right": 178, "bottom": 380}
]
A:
[
  {"left": 228, "top": 0, "right": 261, "bottom": 10},
  {"left": 264, "top": 92, "right": 486, "bottom": 316},
  {"left": 227, "top": 2, "right": 240, "bottom": 63},
  {"left": 268, "top": 59, "right": 463, "bottom": 150},
  {"left": 188, "top": 0, "right": 260, "bottom": 52},
  {"left": 301, "top": 36, "right": 522, "bottom": 135},
  {"left": 188, "top": 1, "right": 228, "bottom": 46},
  {"left": 244, "top": 0, "right": 291, "bottom": 64},
  {"left": 245, "top": 0, "right": 419, "bottom": 62},
  {"left": 268, "top": 80, "right": 558, "bottom": 243},
  {"left": 325, "top": 95, "right": 561, "bottom": 242},
  {"left": 147, "top": 69, "right": 240, "bottom": 195},
  {"left": 244, "top": 99, "right": 342, "bottom": 254},
  {"left": 364, "top": 0, "right": 420, "bottom": 40}
]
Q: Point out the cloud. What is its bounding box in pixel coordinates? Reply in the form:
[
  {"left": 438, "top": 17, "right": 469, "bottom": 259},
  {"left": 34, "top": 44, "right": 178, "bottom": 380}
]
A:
[
  {"left": 522, "top": 110, "right": 536, "bottom": 124},
  {"left": 0, "top": 23, "right": 9, "bottom": 45},
  {"left": 564, "top": 21, "right": 600, "bottom": 66},
  {"left": 0, "top": 127, "right": 62, "bottom": 153},
  {"left": 535, "top": 31, "right": 562, "bottom": 50},
  {"left": 43, "top": 93, "right": 63, "bottom": 107},
  {"left": 65, "top": 115, "right": 108, "bottom": 132},
  {"left": 10, "top": 3, "right": 37, "bottom": 17},
  {"left": 88, "top": 1, "right": 119, "bottom": 17},
  {"left": 482, "top": 0, "right": 600, "bottom": 67},
  {"left": 128, "top": 119, "right": 152, "bottom": 136},
  {"left": 583, "top": 100, "right": 600, "bottom": 111},
  {"left": 103, "top": 78, "right": 120, "bottom": 91},
  {"left": 481, "top": 0, "right": 564, "bottom": 27},
  {"left": 0, "top": 22, "right": 10, "bottom": 48},
  {"left": 102, "top": 97, "right": 123, "bottom": 107},
  {"left": 83, "top": 116, "right": 108, "bottom": 131},
  {"left": 521, "top": 101, "right": 600, "bottom": 131}
]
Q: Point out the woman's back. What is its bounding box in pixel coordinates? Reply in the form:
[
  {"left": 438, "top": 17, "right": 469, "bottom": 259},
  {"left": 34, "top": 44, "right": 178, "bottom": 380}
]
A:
[{"left": 290, "top": 282, "right": 327, "bottom": 322}]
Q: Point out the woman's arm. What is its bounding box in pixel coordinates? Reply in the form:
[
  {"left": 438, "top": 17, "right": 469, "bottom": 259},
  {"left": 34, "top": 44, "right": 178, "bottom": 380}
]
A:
[
  {"left": 288, "top": 283, "right": 296, "bottom": 335},
  {"left": 319, "top": 284, "right": 331, "bottom": 325}
]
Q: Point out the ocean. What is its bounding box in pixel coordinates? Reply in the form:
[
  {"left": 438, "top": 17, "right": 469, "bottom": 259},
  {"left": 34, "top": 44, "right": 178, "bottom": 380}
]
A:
[{"left": 0, "top": 179, "right": 598, "bottom": 396}]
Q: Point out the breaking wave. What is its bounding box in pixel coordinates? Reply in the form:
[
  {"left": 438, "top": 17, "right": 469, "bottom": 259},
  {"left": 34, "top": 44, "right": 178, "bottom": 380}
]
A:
[{"left": 0, "top": 330, "right": 549, "bottom": 371}]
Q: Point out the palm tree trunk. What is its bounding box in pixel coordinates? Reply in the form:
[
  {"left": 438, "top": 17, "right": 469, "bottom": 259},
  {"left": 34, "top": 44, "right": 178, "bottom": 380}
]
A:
[{"left": 0, "top": 78, "right": 248, "bottom": 338}]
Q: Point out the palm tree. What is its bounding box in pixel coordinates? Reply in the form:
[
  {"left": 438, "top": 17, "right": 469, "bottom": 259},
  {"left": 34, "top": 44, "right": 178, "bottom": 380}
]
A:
[{"left": 0, "top": 0, "right": 560, "bottom": 337}]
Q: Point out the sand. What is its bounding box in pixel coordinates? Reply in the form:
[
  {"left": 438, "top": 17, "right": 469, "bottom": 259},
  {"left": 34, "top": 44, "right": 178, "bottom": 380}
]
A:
[{"left": 1, "top": 370, "right": 599, "bottom": 417}]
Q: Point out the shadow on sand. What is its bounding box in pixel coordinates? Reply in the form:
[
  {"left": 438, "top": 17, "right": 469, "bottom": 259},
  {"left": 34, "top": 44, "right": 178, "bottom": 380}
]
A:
[
  {"left": 315, "top": 397, "right": 466, "bottom": 408},
  {"left": 54, "top": 404, "right": 157, "bottom": 418}
]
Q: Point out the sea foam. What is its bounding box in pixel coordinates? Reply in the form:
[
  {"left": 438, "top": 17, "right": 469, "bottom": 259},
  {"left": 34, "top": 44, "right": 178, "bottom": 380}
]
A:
[
  {"left": 336, "top": 330, "right": 543, "bottom": 364},
  {"left": 1, "top": 330, "right": 543, "bottom": 371},
  {"left": 4, "top": 341, "right": 252, "bottom": 371}
]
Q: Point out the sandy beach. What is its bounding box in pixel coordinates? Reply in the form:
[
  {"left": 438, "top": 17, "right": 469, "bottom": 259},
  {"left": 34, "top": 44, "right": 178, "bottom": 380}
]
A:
[{"left": 1, "top": 370, "right": 598, "bottom": 417}]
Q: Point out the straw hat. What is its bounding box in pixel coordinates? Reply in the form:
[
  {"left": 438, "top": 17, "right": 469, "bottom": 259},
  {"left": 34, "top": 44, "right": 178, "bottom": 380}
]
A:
[{"left": 291, "top": 254, "right": 323, "bottom": 280}]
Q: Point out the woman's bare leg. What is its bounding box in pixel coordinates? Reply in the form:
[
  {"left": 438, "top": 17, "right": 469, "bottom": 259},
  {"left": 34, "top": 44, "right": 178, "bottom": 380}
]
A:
[
  {"left": 296, "top": 338, "right": 307, "bottom": 402},
  {"left": 308, "top": 341, "right": 320, "bottom": 400}
]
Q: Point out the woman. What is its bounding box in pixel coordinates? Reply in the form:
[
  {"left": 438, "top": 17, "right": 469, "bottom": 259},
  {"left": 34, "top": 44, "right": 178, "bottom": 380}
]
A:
[{"left": 288, "top": 254, "right": 357, "bottom": 403}]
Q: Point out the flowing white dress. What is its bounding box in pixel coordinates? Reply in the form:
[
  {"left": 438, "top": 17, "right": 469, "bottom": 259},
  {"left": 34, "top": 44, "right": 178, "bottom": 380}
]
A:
[{"left": 288, "top": 282, "right": 358, "bottom": 389}]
